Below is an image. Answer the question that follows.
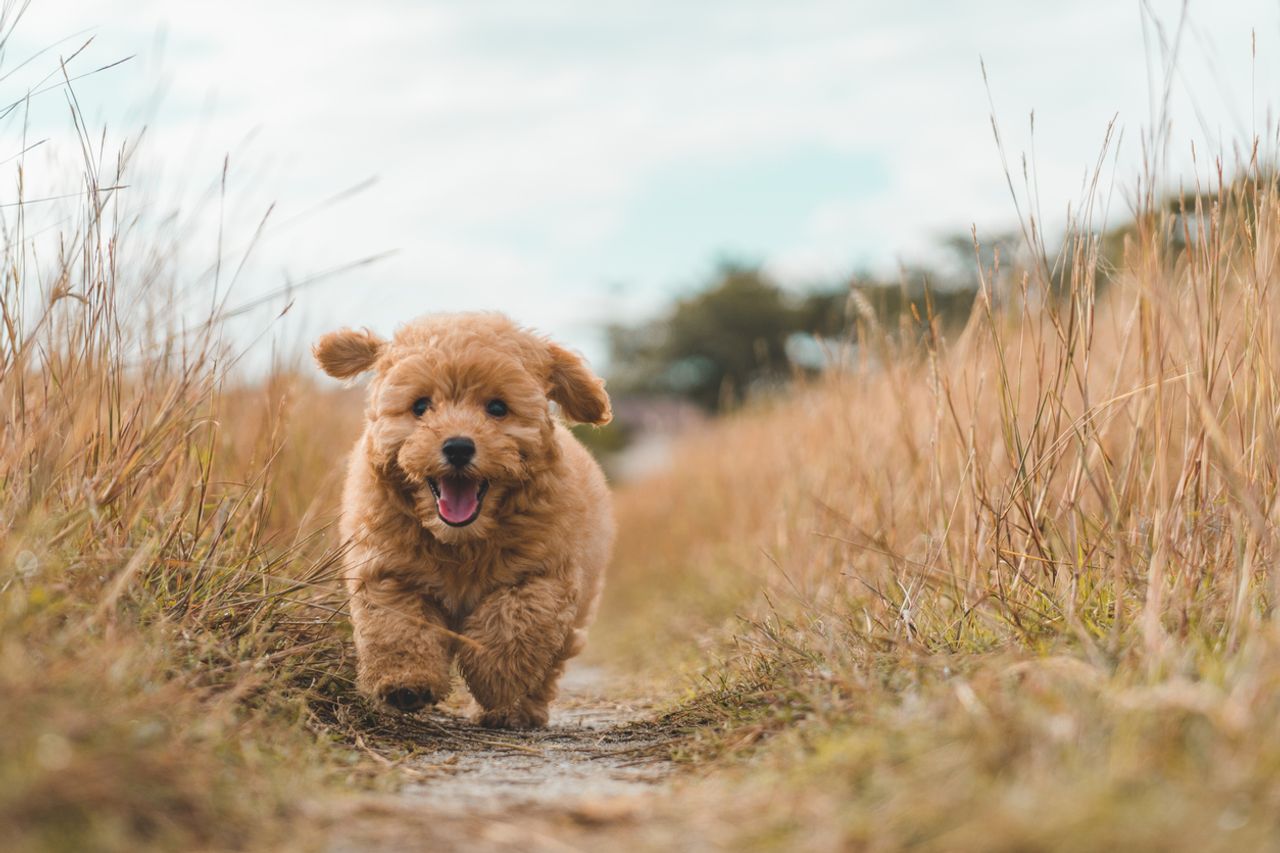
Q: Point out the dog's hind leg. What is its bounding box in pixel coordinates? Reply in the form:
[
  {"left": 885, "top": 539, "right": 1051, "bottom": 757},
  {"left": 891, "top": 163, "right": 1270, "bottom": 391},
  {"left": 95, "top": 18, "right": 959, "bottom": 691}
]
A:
[
  {"left": 349, "top": 572, "right": 455, "bottom": 713},
  {"left": 457, "top": 575, "right": 578, "bottom": 729}
]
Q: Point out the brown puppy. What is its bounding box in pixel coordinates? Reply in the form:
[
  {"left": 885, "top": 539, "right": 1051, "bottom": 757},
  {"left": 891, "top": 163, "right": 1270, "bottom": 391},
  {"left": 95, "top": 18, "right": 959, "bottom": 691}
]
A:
[{"left": 314, "top": 313, "right": 614, "bottom": 729}]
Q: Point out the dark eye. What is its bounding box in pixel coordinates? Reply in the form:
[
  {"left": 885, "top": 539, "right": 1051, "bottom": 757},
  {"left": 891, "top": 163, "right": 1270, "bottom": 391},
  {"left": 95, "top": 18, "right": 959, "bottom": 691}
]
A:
[
  {"left": 412, "top": 397, "right": 431, "bottom": 417},
  {"left": 485, "top": 399, "right": 508, "bottom": 418}
]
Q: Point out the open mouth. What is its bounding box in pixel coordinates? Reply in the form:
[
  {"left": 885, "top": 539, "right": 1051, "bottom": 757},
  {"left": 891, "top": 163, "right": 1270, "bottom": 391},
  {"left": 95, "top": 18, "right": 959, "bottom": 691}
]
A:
[{"left": 426, "top": 476, "right": 489, "bottom": 527}]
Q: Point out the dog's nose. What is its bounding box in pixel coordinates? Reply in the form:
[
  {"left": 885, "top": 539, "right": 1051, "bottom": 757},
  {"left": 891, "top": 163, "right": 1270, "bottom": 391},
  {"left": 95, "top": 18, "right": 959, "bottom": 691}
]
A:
[{"left": 442, "top": 436, "right": 476, "bottom": 468}]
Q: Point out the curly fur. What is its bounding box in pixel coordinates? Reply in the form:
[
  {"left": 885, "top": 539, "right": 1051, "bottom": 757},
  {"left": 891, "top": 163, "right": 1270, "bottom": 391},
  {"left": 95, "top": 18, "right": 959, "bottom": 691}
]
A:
[{"left": 314, "top": 313, "right": 614, "bottom": 728}]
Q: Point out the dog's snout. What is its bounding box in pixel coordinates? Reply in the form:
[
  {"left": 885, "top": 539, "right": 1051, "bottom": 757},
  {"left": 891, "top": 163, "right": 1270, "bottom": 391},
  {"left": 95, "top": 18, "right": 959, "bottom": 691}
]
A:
[{"left": 442, "top": 436, "right": 476, "bottom": 468}]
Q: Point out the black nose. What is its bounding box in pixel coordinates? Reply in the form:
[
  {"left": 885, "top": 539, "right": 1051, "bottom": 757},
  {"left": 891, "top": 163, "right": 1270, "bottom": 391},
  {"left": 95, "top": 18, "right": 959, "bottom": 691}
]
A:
[{"left": 442, "top": 436, "right": 476, "bottom": 468}]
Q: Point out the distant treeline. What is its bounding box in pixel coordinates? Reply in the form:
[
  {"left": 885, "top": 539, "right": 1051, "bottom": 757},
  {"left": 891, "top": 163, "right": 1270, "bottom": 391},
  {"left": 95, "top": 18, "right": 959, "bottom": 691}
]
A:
[
  {"left": 605, "top": 180, "right": 1255, "bottom": 411},
  {"left": 604, "top": 243, "right": 991, "bottom": 411}
]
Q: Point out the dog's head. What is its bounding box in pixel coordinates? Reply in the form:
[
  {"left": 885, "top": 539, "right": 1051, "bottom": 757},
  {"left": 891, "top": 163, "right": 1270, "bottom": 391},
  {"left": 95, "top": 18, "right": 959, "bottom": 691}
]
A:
[{"left": 314, "top": 313, "right": 610, "bottom": 542}]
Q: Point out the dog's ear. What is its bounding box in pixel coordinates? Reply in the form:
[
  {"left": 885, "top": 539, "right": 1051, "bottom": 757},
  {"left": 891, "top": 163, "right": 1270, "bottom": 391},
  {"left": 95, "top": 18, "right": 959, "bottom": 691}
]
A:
[
  {"left": 546, "top": 342, "right": 611, "bottom": 425},
  {"left": 313, "top": 328, "right": 385, "bottom": 379}
]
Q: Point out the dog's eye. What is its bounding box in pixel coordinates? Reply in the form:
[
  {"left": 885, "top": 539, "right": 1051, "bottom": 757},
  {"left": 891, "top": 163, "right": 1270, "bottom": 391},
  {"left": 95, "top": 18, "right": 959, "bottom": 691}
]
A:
[
  {"left": 485, "top": 399, "right": 508, "bottom": 418},
  {"left": 412, "top": 397, "right": 431, "bottom": 417}
]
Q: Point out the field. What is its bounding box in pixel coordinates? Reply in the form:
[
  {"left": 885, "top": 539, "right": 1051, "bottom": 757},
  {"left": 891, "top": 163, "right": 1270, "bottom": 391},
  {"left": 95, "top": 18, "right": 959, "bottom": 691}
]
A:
[
  {"left": 597, "top": 169, "right": 1280, "bottom": 851},
  {"left": 6, "top": 70, "right": 1280, "bottom": 853}
]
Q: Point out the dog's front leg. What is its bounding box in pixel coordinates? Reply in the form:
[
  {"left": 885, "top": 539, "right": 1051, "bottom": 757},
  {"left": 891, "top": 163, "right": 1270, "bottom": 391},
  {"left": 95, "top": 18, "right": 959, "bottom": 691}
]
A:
[
  {"left": 349, "top": 569, "right": 454, "bottom": 713},
  {"left": 458, "top": 575, "right": 577, "bottom": 729}
]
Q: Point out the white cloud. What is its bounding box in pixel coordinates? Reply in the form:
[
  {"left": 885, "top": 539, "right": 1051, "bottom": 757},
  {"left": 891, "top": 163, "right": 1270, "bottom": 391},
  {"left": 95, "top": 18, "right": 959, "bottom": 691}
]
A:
[{"left": 2, "top": 0, "right": 1278, "bottom": 368}]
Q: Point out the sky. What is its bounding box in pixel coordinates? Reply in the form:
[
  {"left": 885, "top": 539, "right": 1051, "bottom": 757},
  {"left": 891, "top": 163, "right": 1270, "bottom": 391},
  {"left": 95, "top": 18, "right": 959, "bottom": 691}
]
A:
[{"left": 3, "top": 1, "right": 1279, "bottom": 368}]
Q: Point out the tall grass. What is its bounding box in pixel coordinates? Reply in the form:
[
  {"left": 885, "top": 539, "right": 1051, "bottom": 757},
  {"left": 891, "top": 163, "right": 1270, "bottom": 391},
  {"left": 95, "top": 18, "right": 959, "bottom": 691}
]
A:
[
  {"left": 0, "top": 81, "right": 372, "bottom": 849},
  {"left": 601, "top": 155, "right": 1280, "bottom": 847}
]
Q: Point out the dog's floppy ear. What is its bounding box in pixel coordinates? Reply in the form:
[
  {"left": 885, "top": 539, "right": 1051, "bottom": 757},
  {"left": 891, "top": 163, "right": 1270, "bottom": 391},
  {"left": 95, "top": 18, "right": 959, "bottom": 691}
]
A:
[
  {"left": 546, "top": 342, "right": 611, "bottom": 425},
  {"left": 313, "top": 328, "right": 385, "bottom": 379}
]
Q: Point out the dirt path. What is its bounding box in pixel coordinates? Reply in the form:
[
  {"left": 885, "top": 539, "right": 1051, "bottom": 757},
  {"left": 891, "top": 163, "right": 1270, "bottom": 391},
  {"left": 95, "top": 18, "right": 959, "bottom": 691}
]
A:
[{"left": 325, "top": 663, "right": 676, "bottom": 852}]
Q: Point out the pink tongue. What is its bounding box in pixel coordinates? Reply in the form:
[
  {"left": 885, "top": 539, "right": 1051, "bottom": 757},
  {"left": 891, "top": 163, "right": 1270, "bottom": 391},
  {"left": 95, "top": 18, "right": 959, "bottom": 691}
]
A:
[{"left": 438, "top": 477, "right": 480, "bottom": 523}]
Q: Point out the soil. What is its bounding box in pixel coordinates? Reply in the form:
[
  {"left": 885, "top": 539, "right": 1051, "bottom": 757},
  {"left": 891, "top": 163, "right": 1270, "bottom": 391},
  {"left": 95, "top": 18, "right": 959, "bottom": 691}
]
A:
[{"left": 322, "top": 663, "right": 679, "bottom": 852}]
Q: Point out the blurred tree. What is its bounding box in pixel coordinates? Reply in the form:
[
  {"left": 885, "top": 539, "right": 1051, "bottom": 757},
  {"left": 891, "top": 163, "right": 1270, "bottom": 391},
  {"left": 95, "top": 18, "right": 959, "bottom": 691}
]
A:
[
  {"left": 606, "top": 183, "right": 1250, "bottom": 413},
  {"left": 608, "top": 259, "right": 988, "bottom": 411},
  {"left": 606, "top": 231, "right": 1065, "bottom": 410},
  {"left": 608, "top": 262, "right": 803, "bottom": 409}
]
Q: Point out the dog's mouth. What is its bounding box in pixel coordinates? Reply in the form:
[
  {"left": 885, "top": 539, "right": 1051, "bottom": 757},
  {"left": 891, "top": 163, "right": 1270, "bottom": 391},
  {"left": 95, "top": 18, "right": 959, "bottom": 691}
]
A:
[{"left": 426, "top": 476, "right": 489, "bottom": 527}]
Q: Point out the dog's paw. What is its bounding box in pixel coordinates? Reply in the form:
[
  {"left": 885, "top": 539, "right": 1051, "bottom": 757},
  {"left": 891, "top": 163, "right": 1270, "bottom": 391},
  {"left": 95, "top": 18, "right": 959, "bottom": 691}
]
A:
[
  {"left": 473, "top": 703, "right": 549, "bottom": 730},
  {"left": 378, "top": 684, "right": 437, "bottom": 713}
]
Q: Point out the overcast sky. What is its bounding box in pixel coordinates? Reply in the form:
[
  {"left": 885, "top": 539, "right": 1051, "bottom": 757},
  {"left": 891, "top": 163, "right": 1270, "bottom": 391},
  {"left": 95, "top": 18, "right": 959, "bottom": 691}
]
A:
[{"left": 4, "top": 1, "right": 1279, "bottom": 366}]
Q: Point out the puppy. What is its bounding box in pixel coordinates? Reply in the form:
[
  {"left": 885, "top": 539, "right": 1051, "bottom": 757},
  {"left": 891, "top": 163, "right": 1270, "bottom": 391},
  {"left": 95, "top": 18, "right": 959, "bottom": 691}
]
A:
[{"left": 314, "top": 313, "right": 614, "bottom": 729}]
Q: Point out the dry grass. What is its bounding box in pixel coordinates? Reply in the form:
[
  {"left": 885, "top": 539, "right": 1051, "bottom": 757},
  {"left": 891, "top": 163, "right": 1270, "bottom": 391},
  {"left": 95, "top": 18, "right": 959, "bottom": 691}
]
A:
[
  {"left": 0, "top": 281, "right": 351, "bottom": 849},
  {"left": 597, "top": 163, "right": 1280, "bottom": 849},
  {"left": 0, "top": 77, "right": 385, "bottom": 848}
]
